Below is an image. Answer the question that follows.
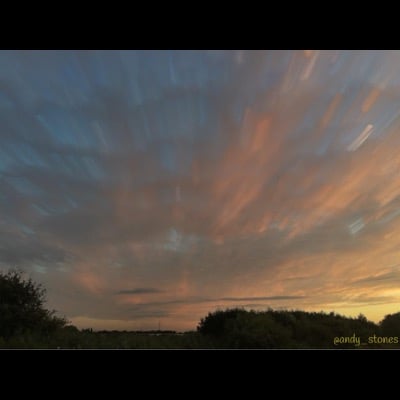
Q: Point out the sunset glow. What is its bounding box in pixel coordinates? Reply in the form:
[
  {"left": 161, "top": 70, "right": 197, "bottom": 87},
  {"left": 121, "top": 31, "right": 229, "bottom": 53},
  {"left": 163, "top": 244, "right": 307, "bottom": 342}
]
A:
[{"left": 1, "top": 50, "right": 400, "bottom": 331}]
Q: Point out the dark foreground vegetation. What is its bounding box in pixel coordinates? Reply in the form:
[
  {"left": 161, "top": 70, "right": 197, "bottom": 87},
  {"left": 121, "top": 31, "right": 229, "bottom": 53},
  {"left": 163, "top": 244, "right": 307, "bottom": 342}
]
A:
[{"left": 1, "top": 270, "right": 400, "bottom": 349}]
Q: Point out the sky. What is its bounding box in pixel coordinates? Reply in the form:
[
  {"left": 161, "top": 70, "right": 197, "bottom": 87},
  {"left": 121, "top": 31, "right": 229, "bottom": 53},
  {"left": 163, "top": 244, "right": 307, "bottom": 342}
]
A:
[{"left": 1, "top": 50, "right": 400, "bottom": 331}]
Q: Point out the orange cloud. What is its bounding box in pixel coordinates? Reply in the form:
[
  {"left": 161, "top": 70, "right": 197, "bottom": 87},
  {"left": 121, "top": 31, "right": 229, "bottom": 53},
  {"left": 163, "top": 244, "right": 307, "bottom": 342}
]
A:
[{"left": 13, "top": 50, "right": 400, "bottom": 331}]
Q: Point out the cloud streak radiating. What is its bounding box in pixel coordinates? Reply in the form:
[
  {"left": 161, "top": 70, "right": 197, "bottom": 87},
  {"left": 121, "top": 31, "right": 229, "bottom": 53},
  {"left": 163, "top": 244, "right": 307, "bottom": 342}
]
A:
[{"left": 1, "top": 50, "right": 400, "bottom": 330}]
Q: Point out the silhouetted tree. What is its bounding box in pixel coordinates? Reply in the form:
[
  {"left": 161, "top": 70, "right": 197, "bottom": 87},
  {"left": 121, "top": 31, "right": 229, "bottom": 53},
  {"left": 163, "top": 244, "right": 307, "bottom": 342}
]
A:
[
  {"left": 0, "top": 269, "right": 67, "bottom": 339},
  {"left": 380, "top": 312, "right": 400, "bottom": 336},
  {"left": 197, "top": 308, "right": 246, "bottom": 338},
  {"left": 197, "top": 308, "right": 379, "bottom": 348}
]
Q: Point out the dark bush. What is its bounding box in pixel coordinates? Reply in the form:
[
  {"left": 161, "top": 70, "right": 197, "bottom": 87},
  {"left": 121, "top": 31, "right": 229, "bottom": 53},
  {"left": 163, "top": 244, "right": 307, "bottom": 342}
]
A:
[{"left": 0, "top": 269, "right": 67, "bottom": 340}]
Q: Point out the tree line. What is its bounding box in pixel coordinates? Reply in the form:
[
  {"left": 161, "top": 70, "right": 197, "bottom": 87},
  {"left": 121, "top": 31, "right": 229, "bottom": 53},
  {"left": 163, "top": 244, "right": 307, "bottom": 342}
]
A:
[{"left": 1, "top": 269, "right": 399, "bottom": 349}]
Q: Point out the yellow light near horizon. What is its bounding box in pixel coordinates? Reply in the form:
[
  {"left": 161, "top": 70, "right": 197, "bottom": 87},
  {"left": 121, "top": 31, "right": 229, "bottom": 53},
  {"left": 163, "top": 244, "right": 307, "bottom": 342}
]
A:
[{"left": 324, "top": 303, "right": 400, "bottom": 324}]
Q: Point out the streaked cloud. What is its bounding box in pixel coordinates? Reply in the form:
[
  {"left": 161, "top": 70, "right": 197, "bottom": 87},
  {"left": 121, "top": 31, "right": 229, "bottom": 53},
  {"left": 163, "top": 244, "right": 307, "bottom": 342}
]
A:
[
  {"left": 117, "top": 288, "right": 164, "bottom": 295},
  {"left": 1, "top": 50, "right": 400, "bottom": 330},
  {"left": 220, "top": 296, "right": 307, "bottom": 301}
]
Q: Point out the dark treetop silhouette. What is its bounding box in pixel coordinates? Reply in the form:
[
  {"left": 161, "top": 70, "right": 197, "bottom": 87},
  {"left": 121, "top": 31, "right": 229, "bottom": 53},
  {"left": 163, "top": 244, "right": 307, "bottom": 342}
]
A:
[{"left": 0, "top": 270, "right": 67, "bottom": 340}]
